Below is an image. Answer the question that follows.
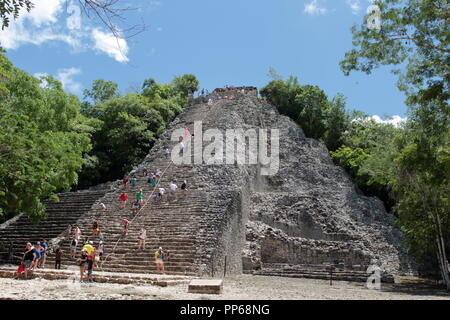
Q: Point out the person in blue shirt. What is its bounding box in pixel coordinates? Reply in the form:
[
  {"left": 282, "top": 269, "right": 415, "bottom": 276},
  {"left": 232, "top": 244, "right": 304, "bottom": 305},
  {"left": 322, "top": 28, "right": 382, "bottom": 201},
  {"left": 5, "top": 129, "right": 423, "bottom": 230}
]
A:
[
  {"left": 32, "top": 242, "right": 42, "bottom": 270},
  {"left": 39, "top": 240, "right": 48, "bottom": 268}
]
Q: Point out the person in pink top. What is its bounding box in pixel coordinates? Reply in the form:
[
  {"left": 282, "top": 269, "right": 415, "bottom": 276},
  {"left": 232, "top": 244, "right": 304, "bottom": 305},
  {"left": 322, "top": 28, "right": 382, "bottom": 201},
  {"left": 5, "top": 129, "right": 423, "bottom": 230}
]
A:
[{"left": 122, "top": 218, "right": 129, "bottom": 236}]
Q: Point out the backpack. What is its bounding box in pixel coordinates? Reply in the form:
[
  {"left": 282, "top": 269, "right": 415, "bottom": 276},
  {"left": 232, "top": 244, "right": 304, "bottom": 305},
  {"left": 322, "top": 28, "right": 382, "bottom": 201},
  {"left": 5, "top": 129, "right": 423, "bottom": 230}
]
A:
[{"left": 153, "top": 251, "right": 159, "bottom": 260}]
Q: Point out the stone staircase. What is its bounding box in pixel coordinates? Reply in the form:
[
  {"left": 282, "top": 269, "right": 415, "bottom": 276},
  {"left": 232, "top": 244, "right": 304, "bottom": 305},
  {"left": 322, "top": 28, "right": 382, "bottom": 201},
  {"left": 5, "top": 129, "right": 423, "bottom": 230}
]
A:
[
  {"left": 44, "top": 161, "right": 204, "bottom": 275},
  {"left": 41, "top": 97, "right": 233, "bottom": 277},
  {"left": 0, "top": 190, "right": 108, "bottom": 263}
]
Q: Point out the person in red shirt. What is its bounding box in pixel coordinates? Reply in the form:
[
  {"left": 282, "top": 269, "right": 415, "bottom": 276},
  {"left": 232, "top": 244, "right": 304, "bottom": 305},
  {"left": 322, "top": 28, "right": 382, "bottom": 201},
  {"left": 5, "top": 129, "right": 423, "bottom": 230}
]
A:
[
  {"left": 119, "top": 192, "right": 128, "bottom": 209},
  {"left": 123, "top": 176, "right": 129, "bottom": 189}
]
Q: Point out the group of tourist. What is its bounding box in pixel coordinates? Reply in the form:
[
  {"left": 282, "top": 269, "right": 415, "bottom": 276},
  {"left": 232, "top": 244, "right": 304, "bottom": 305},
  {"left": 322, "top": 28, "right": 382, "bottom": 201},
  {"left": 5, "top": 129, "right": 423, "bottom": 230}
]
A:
[
  {"left": 13, "top": 125, "right": 193, "bottom": 281},
  {"left": 16, "top": 241, "right": 49, "bottom": 279},
  {"left": 120, "top": 171, "right": 188, "bottom": 209},
  {"left": 204, "top": 85, "right": 256, "bottom": 106}
]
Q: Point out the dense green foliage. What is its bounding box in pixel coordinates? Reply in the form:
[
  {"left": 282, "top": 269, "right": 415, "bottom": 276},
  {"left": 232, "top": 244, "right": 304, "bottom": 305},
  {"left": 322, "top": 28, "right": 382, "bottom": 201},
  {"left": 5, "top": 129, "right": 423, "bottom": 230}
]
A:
[
  {"left": 0, "top": 53, "right": 95, "bottom": 222},
  {"left": 340, "top": 0, "right": 449, "bottom": 109},
  {"left": 0, "top": 0, "right": 33, "bottom": 30},
  {"left": 331, "top": 113, "right": 403, "bottom": 210},
  {"left": 260, "top": 76, "right": 350, "bottom": 151},
  {"left": 0, "top": 51, "right": 198, "bottom": 221},
  {"left": 340, "top": 0, "right": 449, "bottom": 288},
  {"left": 77, "top": 75, "right": 198, "bottom": 188}
]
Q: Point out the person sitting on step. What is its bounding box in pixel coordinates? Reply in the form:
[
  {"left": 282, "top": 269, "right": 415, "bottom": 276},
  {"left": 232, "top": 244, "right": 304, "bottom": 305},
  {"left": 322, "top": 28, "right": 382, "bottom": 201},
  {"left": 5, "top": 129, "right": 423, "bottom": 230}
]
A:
[
  {"left": 157, "top": 187, "right": 165, "bottom": 202},
  {"left": 131, "top": 201, "right": 140, "bottom": 215}
]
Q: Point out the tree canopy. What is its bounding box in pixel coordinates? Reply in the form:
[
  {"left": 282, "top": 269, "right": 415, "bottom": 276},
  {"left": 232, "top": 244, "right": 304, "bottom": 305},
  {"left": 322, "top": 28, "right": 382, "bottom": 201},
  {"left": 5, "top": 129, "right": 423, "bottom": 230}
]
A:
[
  {"left": 0, "top": 53, "right": 95, "bottom": 222},
  {"left": 260, "top": 75, "right": 349, "bottom": 151},
  {"left": 340, "top": 0, "right": 449, "bottom": 109},
  {"left": 77, "top": 74, "right": 198, "bottom": 189},
  {"left": 341, "top": 0, "right": 450, "bottom": 289}
]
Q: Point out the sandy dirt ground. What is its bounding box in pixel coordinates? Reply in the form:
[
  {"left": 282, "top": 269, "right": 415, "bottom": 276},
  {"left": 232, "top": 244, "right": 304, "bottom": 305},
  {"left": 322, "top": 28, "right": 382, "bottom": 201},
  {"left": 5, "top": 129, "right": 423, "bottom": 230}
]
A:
[{"left": 0, "top": 274, "right": 449, "bottom": 300}]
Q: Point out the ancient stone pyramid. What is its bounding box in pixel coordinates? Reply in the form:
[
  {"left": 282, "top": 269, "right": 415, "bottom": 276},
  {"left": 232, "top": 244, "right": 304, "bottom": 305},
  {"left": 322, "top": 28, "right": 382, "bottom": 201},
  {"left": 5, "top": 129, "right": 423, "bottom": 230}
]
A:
[{"left": 0, "top": 90, "right": 417, "bottom": 281}]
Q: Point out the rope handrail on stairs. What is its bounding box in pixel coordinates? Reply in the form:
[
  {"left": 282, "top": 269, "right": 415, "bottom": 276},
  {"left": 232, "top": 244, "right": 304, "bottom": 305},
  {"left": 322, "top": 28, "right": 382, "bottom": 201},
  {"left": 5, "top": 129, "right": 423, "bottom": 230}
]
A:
[
  {"left": 100, "top": 160, "right": 173, "bottom": 269},
  {"left": 99, "top": 97, "right": 215, "bottom": 271}
]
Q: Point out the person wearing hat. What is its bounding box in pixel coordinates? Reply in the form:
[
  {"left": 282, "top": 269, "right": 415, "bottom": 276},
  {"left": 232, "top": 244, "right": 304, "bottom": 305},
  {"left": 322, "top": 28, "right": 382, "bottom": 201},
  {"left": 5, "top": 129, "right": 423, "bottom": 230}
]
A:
[
  {"left": 154, "top": 247, "right": 170, "bottom": 274},
  {"left": 83, "top": 242, "right": 95, "bottom": 256}
]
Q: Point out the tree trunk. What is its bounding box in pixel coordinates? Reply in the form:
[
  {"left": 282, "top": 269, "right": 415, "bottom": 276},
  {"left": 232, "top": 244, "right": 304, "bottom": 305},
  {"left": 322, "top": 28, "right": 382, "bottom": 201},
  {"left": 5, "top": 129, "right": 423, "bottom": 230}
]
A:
[
  {"left": 436, "top": 214, "right": 450, "bottom": 291},
  {"left": 416, "top": 181, "right": 450, "bottom": 291}
]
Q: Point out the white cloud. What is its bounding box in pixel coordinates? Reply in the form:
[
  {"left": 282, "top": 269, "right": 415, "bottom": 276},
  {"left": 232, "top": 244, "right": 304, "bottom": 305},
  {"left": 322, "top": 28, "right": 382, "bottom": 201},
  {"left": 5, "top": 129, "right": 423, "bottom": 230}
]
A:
[
  {"left": 0, "top": 0, "right": 130, "bottom": 63},
  {"left": 0, "top": 0, "right": 70, "bottom": 49},
  {"left": 92, "top": 29, "right": 129, "bottom": 63},
  {"left": 55, "top": 67, "right": 82, "bottom": 94},
  {"left": 33, "top": 72, "right": 49, "bottom": 88},
  {"left": 346, "top": 0, "right": 361, "bottom": 15},
  {"left": 371, "top": 115, "right": 407, "bottom": 127},
  {"left": 34, "top": 68, "right": 82, "bottom": 93},
  {"left": 304, "top": 0, "right": 328, "bottom": 15},
  {"left": 24, "top": 0, "right": 65, "bottom": 26}
]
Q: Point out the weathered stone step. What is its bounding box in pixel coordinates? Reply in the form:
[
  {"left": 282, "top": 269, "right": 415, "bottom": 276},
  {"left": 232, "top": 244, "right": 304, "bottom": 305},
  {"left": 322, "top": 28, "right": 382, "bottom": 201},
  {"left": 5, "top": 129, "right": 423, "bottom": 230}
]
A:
[{"left": 0, "top": 267, "right": 194, "bottom": 285}]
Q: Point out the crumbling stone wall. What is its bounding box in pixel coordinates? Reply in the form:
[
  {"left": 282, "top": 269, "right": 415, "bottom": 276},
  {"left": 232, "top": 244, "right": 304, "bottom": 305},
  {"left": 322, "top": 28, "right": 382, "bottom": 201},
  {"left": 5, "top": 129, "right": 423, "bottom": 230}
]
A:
[{"left": 185, "top": 93, "right": 417, "bottom": 276}]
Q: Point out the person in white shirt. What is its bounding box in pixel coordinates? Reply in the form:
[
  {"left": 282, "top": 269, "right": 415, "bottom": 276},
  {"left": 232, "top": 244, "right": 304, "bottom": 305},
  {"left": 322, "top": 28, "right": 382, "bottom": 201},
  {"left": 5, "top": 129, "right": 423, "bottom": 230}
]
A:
[
  {"left": 157, "top": 187, "right": 165, "bottom": 201},
  {"left": 169, "top": 183, "right": 177, "bottom": 200},
  {"left": 98, "top": 202, "right": 107, "bottom": 215}
]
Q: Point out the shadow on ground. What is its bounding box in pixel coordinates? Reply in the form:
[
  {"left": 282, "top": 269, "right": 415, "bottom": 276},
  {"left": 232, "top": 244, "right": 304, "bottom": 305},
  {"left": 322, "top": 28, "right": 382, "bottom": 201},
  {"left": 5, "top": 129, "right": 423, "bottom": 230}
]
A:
[{"left": 380, "top": 277, "right": 450, "bottom": 298}]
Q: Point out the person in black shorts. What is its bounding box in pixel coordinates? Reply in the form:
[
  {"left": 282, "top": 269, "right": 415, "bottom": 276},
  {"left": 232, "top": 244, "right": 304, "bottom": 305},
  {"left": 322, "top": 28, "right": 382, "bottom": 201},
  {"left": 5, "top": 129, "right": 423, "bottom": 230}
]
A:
[
  {"left": 55, "top": 248, "right": 63, "bottom": 270},
  {"left": 21, "top": 243, "right": 35, "bottom": 279},
  {"left": 77, "top": 248, "right": 89, "bottom": 282}
]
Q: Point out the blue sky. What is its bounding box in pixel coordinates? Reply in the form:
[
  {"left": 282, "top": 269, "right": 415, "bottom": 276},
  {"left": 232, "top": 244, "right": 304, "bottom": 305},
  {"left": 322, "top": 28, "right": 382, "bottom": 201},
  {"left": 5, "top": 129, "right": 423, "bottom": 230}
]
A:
[{"left": 0, "top": 0, "right": 407, "bottom": 122}]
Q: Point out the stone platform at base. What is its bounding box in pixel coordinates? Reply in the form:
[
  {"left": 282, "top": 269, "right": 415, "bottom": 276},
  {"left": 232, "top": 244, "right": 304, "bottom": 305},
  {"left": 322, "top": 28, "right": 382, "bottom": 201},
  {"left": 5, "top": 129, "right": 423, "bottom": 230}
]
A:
[
  {"left": 0, "top": 266, "right": 194, "bottom": 287},
  {"left": 188, "top": 279, "right": 223, "bottom": 294}
]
